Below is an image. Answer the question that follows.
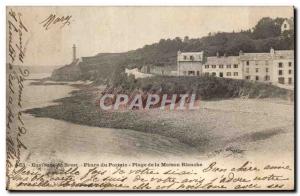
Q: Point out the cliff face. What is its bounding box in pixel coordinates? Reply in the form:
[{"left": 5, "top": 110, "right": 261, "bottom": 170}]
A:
[
  {"left": 51, "top": 59, "right": 82, "bottom": 81},
  {"left": 50, "top": 53, "right": 127, "bottom": 83}
]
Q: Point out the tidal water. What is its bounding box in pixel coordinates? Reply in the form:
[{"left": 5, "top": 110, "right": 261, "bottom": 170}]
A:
[{"left": 20, "top": 74, "right": 195, "bottom": 163}]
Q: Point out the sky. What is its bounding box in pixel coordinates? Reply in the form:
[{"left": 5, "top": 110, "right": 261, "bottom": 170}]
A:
[{"left": 7, "top": 6, "right": 293, "bottom": 66}]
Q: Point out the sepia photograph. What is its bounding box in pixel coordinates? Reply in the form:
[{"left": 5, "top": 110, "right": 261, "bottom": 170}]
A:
[{"left": 6, "top": 6, "right": 295, "bottom": 191}]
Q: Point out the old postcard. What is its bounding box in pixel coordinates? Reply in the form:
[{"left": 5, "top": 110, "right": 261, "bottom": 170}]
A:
[{"left": 6, "top": 6, "right": 295, "bottom": 191}]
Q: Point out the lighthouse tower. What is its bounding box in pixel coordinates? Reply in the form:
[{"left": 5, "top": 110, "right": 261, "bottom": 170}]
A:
[{"left": 72, "top": 44, "right": 76, "bottom": 62}]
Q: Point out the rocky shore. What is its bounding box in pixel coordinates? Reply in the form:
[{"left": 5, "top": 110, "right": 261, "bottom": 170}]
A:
[{"left": 24, "top": 81, "right": 294, "bottom": 157}]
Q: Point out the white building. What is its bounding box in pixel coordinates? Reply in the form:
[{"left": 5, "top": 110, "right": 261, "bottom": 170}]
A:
[
  {"left": 177, "top": 48, "right": 294, "bottom": 88},
  {"left": 203, "top": 54, "right": 242, "bottom": 79},
  {"left": 125, "top": 68, "right": 153, "bottom": 79},
  {"left": 271, "top": 50, "right": 294, "bottom": 86},
  {"left": 281, "top": 18, "right": 294, "bottom": 33},
  {"left": 177, "top": 51, "right": 204, "bottom": 76},
  {"left": 240, "top": 49, "right": 294, "bottom": 86},
  {"left": 239, "top": 51, "right": 274, "bottom": 83}
]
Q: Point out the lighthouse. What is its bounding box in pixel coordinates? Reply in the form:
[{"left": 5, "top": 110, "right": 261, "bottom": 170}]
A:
[{"left": 72, "top": 44, "right": 76, "bottom": 62}]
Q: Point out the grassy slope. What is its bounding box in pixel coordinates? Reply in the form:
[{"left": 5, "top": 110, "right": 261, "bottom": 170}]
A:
[{"left": 111, "top": 75, "right": 293, "bottom": 100}]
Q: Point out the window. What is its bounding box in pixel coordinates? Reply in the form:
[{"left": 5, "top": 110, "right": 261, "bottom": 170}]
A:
[
  {"left": 183, "top": 55, "right": 187, "bottom": 60},
  {"left": 226, "top": 72, "right": 231, "bottom": 76},
  {"left": 265, "top": 75, "right": 270, "bottom": 81},
  {"left": 288, "top": 78, "right": 292, "bottom": 84},
  {"left": 219, "top": 72, "right": 223, "bottom": 77},
  {"left": 211, "top": 72, "right": 216, "bottom": 76},
  {"left": 288, "top": 70, "right": 292, "bottom": 74},
  {"left": 188, "top": 71, "right": 195, "bottom": 76},
  {"left": 234, "top": 64, "right": 238, "bottom": 68},
  {"left": 245, "top": 76, "right": 250, "bottom": 80},
  {"left": 278, "top": 62, "right": 283, "bottom": 68},
  {"left": 266, "top": 68, "right": 269, "bottom": 73},
  {"left": 256, "top": 68, "right": 259, "bottom": 73},
  {"left": 246, "top": 68, "right": 249, "bottom": 73},
  {"left": 256, "top": 76, "right": 259, "bottom": 81},
  {"left": 265, "top": 61, "right": 269, "bottom": 66},
  {"left": 204, "top": 72, "right": 209, "bottom": 76},
  {"left": 234, "top": 72, "right": 238, "bottom": 76},
  {"left": 246, "top": 61, "right": 249, "bottom": 66},
  {"left": 219, "top": 64, "right": 224, "bottom": 69},
  {"left": 205, "top": 65, "right": 209, "bottom": 69},
  {"left": 226, "top": 64, "right": 231, "bottom": 68},
  {"left": 278, "top": 77, "right": 285, "bottom": 84},
  {"left": 197, "top": 71, "right": 200, "bottom": 76},
  {"left": 212, "top": 65, "right": 216, "bottom": 68},
  {"left": 289, "top": 62, "right": 292, "bottom": 67},
  {"left": 284, "top": 24, "right": 287, "bottom": 28},
  {"left": 279, "top": 70, "right": 283, "bottom": 75},
  {"left": 190, "top": 56, "right": 194, "bottom": 61}
]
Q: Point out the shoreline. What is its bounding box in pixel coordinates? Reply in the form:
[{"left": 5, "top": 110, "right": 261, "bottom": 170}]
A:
[{"left": 24, "top": 82, "right": 294, "bottom": 158}]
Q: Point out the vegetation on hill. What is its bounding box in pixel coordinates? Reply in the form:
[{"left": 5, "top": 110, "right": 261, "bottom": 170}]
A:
[
  {"left": 50, "top": 17, "right": 294, "bottom": 83},
  {"left": 109, "top": 74, "right": 293, "bottom": 101}
]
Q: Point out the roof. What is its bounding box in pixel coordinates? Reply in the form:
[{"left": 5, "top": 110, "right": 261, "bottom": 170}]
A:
[
  {"left": 239, "top": 50, "right": 294, "bottom": 61},
  {"left": 177, "top": 51, "right": 204, "bottom": 62},
  {"left": 178, "top": 51, "right": 204, "bottom": 55},
  {"left": 273, "top": 50, "right": 294, "bottom": 59},
  {"left": 286, "top": 18, "right": 294, "bottom": 28},
  {"left": 282, "top": 18, "right": 294, "bottom": 29},
  {"left": 206, "top": 56, "right": 239, "bottom": 65},
  {"left": 239, "top": 53, "right": 272, "bottom": 61}
]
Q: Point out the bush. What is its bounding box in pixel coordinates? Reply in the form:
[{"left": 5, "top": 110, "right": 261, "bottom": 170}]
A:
[{"left": 111, "top": 75, "right": 292, "bottom": 100}]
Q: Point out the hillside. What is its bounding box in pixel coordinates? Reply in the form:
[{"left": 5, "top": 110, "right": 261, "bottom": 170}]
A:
[
  {"left": 107, "top": 74, "right": 293, "bottom": 101},
  {"left": 50, "top": 17, "right": 294, "bottom": 83},
  {"left": 51, "top": 59, "right": 82, "bottom": 81}
]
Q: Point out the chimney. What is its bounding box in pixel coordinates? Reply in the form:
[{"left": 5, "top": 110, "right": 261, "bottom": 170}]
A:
[
  {"left": 216, "top": 51, "right": 219, "bottom": 57},
  {"left": 270, "top": 47, "right": 275, "bottom": 55},
  {"left": 223, "top": 53, "right": 226, "bottom": 57},
  {"left": 72, "top": 44, "right": 76, "bottom": 62},
  {"left": 239, "top": 50, "right": 243, "bottom": 56}
]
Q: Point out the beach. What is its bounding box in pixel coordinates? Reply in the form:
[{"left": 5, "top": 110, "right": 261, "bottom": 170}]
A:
[{"left": 24, "top": 80, "right": 294, "bottom": 161}]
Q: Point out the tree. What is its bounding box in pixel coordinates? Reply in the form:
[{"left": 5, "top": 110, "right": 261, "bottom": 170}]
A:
[
  {"left": 174, "top": 37, "right": 182, "bottom": 43},
  {"left": 274, "top": 17, "right": 285, "bottom": 29},
  {"left": 183, "top": 36, "right": 189, "bottom": 43},
  {"left": 252, "top": 17, "right": 281, "bottom": 39},
  {"left": 225, "top": 34, "right": 256, "bottom": 54}
]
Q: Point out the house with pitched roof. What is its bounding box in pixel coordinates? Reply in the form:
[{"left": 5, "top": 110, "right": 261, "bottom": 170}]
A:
[
  {"left": 177, "top": 51, "right": 205, "bottom": 76},
  {"left": 281, "top": 18, "right": 294, "bottom": 33},
  {"left": 202, "top": 54, "right": 241, "bottom": 79}
]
